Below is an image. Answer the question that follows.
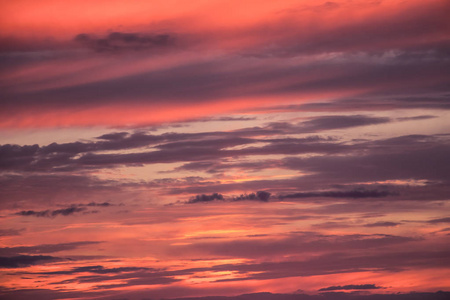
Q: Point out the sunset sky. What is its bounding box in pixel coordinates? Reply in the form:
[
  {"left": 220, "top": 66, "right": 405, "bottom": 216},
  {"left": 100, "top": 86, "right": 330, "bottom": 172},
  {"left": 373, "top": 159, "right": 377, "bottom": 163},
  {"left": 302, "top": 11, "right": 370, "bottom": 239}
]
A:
[{"left": 1, "top": 1, "right": 450, "bottom": 299}]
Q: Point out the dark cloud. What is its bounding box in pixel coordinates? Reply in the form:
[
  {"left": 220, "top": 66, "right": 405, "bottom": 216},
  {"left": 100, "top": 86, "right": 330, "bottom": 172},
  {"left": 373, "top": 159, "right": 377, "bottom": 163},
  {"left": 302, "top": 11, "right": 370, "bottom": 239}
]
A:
[
  {"left": 319, "top": 284, "right": 383, "bottom": 291},
  {"left": 364, "top": 222, "right": 401, "bottom": 228},
  {"left": 0, "top": 255, "right": 60, "bottom": 268},
  {"left": 257, "top": 0, "right": 450, "bottom": 57},
  {"left": 1, "top": 125, "right": 447, "bottom": 182},
  {"left": 206, "top": 249, "right": 450, "bottom": 282},
  {"left": 0, "top": 290, "right": 449, "bottom": 300},
  {"left": 232, "top": 191, "right": 271, "bottom": 202},
  {"left": 187, "top": 193, "right": 224, "bottom": 204},
  {"left": 280, "top": 189, "right": 395, "bottom": 199},
  {"left": 0, "top": 228, "right": 24, "bottom": 236},
  {"left": 170, "top": 232, "right": 418, "bottom": 259},
  {"left": 186, "top": 191, "right": 271, "bottom": 204},
  {"left": 81, "top": 202, "right": 112, "bottom": 207},
  {"left": 2, "top": 45, "right": 449, "bottom": 117},
  {"left": 0, "top": 288, "right": 104, "bottom": 300},
  {"left": 92, "top": 275, "right": 181, "bottom": 289},
  {"left": 0, "top": 173, "right": 122, "bottom": 210},
  {"left": 427, "top": 217, "right": 450, "bottom": 224},
  {"left": 0, "top": 241, "right": 101, "bottom": 256},
  {"left": 297, "top": 115, "right": 391, "bottom": 132},
  {"left": 96, "top": 132, "right": 129, "bottom": 140},
  {"left": 39, "top": 265, "right": 150, "bottom": 275},
  {"left": 0, "top": 144, "right": 39, "bottom": 169},
  {"left": 156, "top": 292, "right": 450, "bottom": 300},
  {"left": 1, "top": 0, "right": 449, "bottom": 127},
  {"left": 283, "top": 94, "right": 450, "bottom": 112},
  {"left": 396, "top": 115, "right": 437, "bottom": 121},
  {"left": 282, "top": 135, "right": 450, "bottom": 187},
  {"left": 15, "top": 206, "right": 86, "bottom": 217},
  {"left": 74, "top": 32, "right": 174, "bottom": 52}
]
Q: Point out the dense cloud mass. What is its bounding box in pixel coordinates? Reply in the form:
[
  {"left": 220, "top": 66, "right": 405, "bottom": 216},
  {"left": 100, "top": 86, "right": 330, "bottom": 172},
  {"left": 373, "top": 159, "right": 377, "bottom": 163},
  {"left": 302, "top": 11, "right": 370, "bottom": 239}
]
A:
[{"left": 1, "top": 0, "right": 449, "bottom": 299}]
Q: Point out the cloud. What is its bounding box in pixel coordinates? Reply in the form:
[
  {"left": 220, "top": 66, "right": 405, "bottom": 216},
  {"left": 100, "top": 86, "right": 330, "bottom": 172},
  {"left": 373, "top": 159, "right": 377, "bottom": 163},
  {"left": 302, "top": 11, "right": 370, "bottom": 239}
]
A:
[
  {"left": 0, "top": 228, "right": 24, "bottom": 236},
  {"left": 0, "top": 174, "right": 122, "bottom": 210},
  {"left": 279, "top": 189, "right": 395, "bottom": 199},
  {"left": 396, "top": 115, "right": 437, "bottom": 121},
  {"left": 187, "top": 193, "right": 224, "bottom": 204},
  {"left": 0, "top": 241, "right": 101, "bottom": 256},
  {"left": 74, "top": 31, "right": 175, "bottom": 52},
  {"left": 266, "top": 94, "right": 450, "bottom": 113},
  {"left": 297, "top": 115, "right": 391, "bottom": 132},
  {"left": 15, "top": 206, "right": 86, "bottom": 217},
  {"left": 1, "top": 125, "right": 448, "bottom": 186},
  {"left": 0, "top": 290, "right": 449, "bottom": 300},
  {"left": 186, "top": 191, "right": 271, "bottom": 204},
  {"left": 232, "top": 191, "right": 271, "bottom": 202},
  {"left": 81, "top": 202, "right": 112, "bottom": 207},
  {"left": 206, "top": 249, "right": 450, "bottom": 282},
  {"left": 2, "top": 45, "right": 449, "bottom": 128},
  {"left": 0, "top": 255, "right": 61, "bottom": 268},
  {"left": 364, "top": 221, "right": 401, "bottom": 227},
  {"left": 282, "top": 135, "right": 450, "bottom": 188},
  {"left": 318, "top": 284, "right": 383, "bottom": 291},
  {"left": 39, "top": 265, "right": 151, "bottom": 275},
  {"left": 154, "top": 292, "right": 450, "bottom": 300},
  {"left": 170, "top": 232, "right": 418, "bottom": 259},
  {"left": 1, "top": 0, "right": 450, "bottom": 128},
  {"left": 427, "top": 217, "right": 450, "bottom": 224}
]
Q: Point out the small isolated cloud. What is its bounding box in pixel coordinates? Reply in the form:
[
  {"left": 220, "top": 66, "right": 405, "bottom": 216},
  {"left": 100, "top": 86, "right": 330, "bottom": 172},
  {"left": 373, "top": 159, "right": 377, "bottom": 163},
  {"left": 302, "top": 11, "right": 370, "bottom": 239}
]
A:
[
  {"left": 16, "top": 206, "right": 86, "bottom": 218},
  {"left": 319, "top": 284, "right": 383, "bottom": 291}
]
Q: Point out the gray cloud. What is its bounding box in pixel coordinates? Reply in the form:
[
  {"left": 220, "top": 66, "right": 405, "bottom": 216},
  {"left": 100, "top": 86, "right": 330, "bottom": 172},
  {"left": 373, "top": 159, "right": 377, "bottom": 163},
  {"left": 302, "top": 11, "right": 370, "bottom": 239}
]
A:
[
  {"left": 427, "top": 217, "right": 450, "bottom": 224},
  {"left": 318, "top": 284, "right": 383, "bottom": 291},
  {"left": 0, "top": 241, "right": 101, "bottom": 256},
  {"left": 187, "top": 193, "right": 224, "bottom": 204},
  {"left": 0, "top": 255, "right": 61, "bottom": 268},
  {"left": 169, "top": 232, "right": 418, "bottom": 259},
  {"left": 16, "top": 206, "right": 86, "bottom": 218},
  {"left": 0, "top": 228, "right": 24, "bottom": 236},
  {"left": 364, "top": 222, "right": 401, "bottom": 228},
  {"left": 280, "top": 189, "right": 395, "bottom": 200},
  {"left": 186, "top": 191, "right": 271, "bottom": 204},
  {"left": 233, "top": 191, "right": 271, "bottom": 202},
  {"left": 297, "top": 115, "right": 390, "bottom": 132},
  {"left": 155, "top": 292, "right": 450, "bottom": 300},
  {"left": 74, "top": 31, "right": 174, "bottom": 52}
]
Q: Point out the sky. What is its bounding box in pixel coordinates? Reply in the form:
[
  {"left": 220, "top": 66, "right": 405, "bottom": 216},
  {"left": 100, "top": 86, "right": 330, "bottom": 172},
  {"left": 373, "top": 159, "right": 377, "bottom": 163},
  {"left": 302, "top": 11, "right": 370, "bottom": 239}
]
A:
[{"left": 0, "top": 0, "right": 450, "bottom": 299}]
